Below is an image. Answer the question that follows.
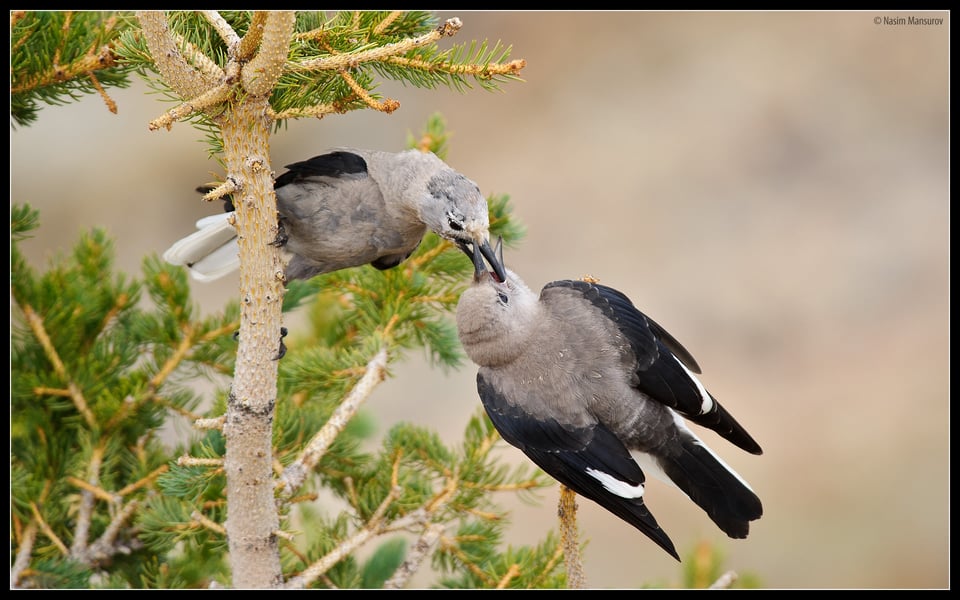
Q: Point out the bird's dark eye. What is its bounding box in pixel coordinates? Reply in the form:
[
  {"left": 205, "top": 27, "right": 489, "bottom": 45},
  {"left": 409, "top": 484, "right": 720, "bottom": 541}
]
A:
[
  {"left": 497, "top": 292, "right": 509, "bottom": 305},
  {"left": 448, "top": 218, "right": 463, "bottom": 231}
]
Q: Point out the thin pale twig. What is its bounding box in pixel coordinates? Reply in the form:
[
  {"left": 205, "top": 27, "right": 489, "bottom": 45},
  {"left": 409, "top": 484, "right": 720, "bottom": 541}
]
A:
[
  {"left": 382, "top": 522, "right": 444, "bottom": 589},
  {"left": 10, "top": 519, "right": 38, "bottom": 587},
  {"left": 709, "top": 570, "right": 739, "bottom": 589},
  {"left": 278, "top": 348, "right": 388, "bottom": 498}
]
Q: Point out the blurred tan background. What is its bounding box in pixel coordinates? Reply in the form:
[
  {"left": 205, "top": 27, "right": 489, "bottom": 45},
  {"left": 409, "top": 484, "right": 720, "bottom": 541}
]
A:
[{"left": 11, "top": 11, "right": 949, "bottom": 589}]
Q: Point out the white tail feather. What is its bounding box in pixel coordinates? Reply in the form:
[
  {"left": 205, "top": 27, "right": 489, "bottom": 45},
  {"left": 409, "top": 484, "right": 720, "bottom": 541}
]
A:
[{"left": 163, "top": 213, "right": 239, "bottom": 281}]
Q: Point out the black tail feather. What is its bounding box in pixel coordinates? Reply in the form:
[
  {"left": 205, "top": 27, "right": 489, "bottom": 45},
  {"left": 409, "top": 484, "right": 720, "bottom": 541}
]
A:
[{"left": 660, "top": 436, "right": 763, "bottom": 538}]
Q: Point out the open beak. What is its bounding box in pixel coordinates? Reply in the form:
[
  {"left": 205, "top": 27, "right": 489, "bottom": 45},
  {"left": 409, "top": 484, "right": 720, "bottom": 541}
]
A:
[
  {"left": 477, "top": 238, "right": 507, "bottom": 283},
  {"left": 457, "top": 238, "right": 507, "bottom": 282}
]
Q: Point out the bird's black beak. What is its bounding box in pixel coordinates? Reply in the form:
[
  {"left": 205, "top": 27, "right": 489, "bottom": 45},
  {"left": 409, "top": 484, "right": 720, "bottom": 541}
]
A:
[
  {"left": 457, "top": 238, "right": 507, "bottom": 283},
  {"left": 478, "top": 238, "right": 507, "bottom": 283}
]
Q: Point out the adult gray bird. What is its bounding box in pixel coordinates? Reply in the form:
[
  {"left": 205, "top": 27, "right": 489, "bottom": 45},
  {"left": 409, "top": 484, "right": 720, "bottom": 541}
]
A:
[
  {"left": 456, "top": 254, "right": 763, "bottom": 560},
  {"left": 163, "top": 148, "right": 507, "bottom": 282}
]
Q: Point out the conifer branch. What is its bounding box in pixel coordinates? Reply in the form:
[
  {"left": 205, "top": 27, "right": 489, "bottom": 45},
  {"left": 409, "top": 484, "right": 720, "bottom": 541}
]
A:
[
  {"left": 237, "top": 12, "right": 269, "bottom": 61},
  {"left": 294, "top": 27, "right": 329, "bottom": 45},
  {"left": 273, "top": 529, "right": 296, "bottom": 542},
  {"left": 105, "top": 318, "right": 231, "bottom": 431},
  {"left": 136, "top": 11, "right": 217, "bottom": 99},
  {"left": 425, "top": 470, "right": 459, "bottom": 513},
  {"left": 438, "top": 536, "right": 498, "bottom": 586},
  {"left": 558, "top": 485, "right": 585, "bottom": 589},
  {"left": 384, "top": 55, "right": 526, "bottom": 78},
  {"left": 202, "top": 322, "right": 242, "bottom": 342},
  {"left": 410, "top": 293, "right": 459, "bottom": 304},
  {"left": 339, "top": 69, "right": 400, "bottom": 113},
  {"left": 32, "top": 386, "right": 71, "bottom": 397},
  {"left": 85, "top": 500, "right": 139, "bottom": 564},
  {"left": 177, "top": 456, "right": 225, "bottom": 467},
  {"left": 103, "top": 395, "right": 143, "bottom": 431},
  {"left": 281, "top": 537, "right": 310, "bottom": 566},
  {"left": 52, "top": 12, "right": 74, "bottom": 66},
  {"left": 458, "top": 506, "right": 502, "bottom": 521},
  {"left": 147, "top": 82, "right": 233, "bottom": 131},
  {"left": 191, "top": 510, "right": 227, "bottom": 535},
  {"left": 29, "top": 502, "right": 69, "bottom": 556},
  {"left": 278, "top": 347, "right": 389, "bottom": 498},
  {"left": 150, "top": 325, "right": 197, "bottom": 388},
  {"left": 343, "top": 476, "right": 360, "bottom": 509},
  {"left": 65, "top": 476, "right": 116, "bottom": 503},
  {"left": 241, "top": 11, "right": 295, "bottom": 96},
  {"left": 288, "top": 453, "right": 473, "bottom": 588},
  {"left": 199, "top": 179, "right": 240, "bottom": 203},
  {"left": 286, "top": 493, "right": 318, "bottom": 505},
  {"left": 407, "top": 239, "right": 453, "bottom": 268},
  {"left": 116, "top": 465, "right": 169, "bottom": 497},
  {"left": 195, "top": 416, "right": 226, "bottom": 430},
  {"left": 496, "top": 564, "right": 521, "bottom": 589},
  {"left": 200, "top": 11, "right": 240, "bottom": 48},
  {"left": 87, "top": 67, "right": 117, "bottom": 114},
  {"left": 462, "top": 479, "right": 542, "bottom": 493},
  {"left": 9, "top": 42, "right": 121, "bottom": 94},
  {"left": 20, "top": 303, "right": 96, "bottom": 428},
  {"left": 177, "top": 35, "right": 226, "bottom": 82},
  {"left": 296, "top": 17, "right": 463, "bottom": 71},
  {"left": 124, "top": 394, "right": 203, "bottom": 427},
  {"left": 381, "top": 314, "right": 401, "bottom": 339},
  {"left": 372, "top": 12, "right": 404, "bottom": 36},
  {"left": 284, "top": 499, "right": 428, "bottom": 589},
  {"left": 269, "top": 101, "right": 351, "bottom": 121},
  {"left": 96, "top": 292, "right": 131, "bottom": 338}
]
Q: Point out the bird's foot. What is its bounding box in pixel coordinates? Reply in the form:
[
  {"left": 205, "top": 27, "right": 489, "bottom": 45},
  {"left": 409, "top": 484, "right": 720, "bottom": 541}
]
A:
[
  {"left": 271, "top": 221, "right": 289, "bottom": 248},
  {"left": 274, "top": 327, "right": 288, "bottom": 360}
]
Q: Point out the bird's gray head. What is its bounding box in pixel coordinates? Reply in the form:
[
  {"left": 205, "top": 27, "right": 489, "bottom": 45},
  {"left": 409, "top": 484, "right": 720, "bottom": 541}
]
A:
[
  {"left": 456, "top": 264, "right": 540, "bottom": 368},
  {"left": 410, "top": 154, "right": 507, "bottom": 282}
]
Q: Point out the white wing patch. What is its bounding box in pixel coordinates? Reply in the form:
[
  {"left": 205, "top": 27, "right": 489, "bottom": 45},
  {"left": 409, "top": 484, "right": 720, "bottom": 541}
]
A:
[
  {"left": 673, "top": 355, "right": 714, "bottom": 414},
  {"left": 630, "top": 450, "right": 679, "bottom": 491},
  {"left": 669, "top": 410, "right": 756, "bottom": 492},
  {"left": 586, "top": 467, "right": 645, "bottom": 499}
]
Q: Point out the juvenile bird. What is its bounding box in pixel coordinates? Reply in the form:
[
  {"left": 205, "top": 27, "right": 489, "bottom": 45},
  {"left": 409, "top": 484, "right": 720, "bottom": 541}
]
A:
[
  {"left": 163, "top": 148, "right": 506, "bottom": 282},
  {"left": 456, "top": 252, "right": 762, "bottom": 560}
]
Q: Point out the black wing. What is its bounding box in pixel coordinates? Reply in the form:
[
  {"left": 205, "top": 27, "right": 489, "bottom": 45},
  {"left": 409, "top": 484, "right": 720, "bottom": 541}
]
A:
[
  {"left": 275, "top": 151, "right": 369, "bottom": 188},
  {"left": 544, "top": 280, "right": 762, "bottom": 455},
  {"left": 477, "top": 372, "right": 679, "bottom": 560}
]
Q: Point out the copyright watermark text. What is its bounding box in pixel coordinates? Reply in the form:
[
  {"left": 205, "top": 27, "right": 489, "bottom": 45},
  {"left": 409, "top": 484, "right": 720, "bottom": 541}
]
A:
[{"left": 874, "top": 15, "right": 945, "bottom": 26}]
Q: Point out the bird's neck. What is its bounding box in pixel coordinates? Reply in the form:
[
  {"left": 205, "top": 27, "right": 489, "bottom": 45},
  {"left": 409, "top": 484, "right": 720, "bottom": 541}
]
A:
[{"left": 471, "top": 303, "right": 541, "bottom": 368}]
